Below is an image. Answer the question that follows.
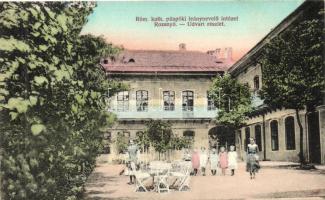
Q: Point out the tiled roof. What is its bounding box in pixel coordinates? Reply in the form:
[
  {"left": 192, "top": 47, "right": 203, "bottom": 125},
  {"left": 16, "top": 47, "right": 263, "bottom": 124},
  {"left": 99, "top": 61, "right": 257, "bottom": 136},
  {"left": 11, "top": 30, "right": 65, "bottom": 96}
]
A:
[{"left": 101, "top": 50, "right": 231, "bottom": 73}]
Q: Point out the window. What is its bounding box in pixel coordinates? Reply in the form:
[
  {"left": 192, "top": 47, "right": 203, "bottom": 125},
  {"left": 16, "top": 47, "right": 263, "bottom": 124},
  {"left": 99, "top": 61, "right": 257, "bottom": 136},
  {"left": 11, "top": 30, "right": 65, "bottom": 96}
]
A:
[
  {"left": 254, "top": 76, "right": 260, "bottom": 90},
  {"left": 244, "top": 127, "right": 250, "bottom": 151},
  {"left": 207, "top": 92, "right": 216, "bottom": 110},
  {"left": 285, "top": 116, "right": 296, "bottom": 150},
  {"left": 270, "top": 120, "right": 279, "bottom": 151},
  {"left": 182, "top": 90, "right": 194, "bottom": 111},
  {"left": 163, "top": 91, "right": 175, "bottom": 111},
  {"left": 136, "top": 90, "right": 148, "bottom": 111},
  {"left": 117, "top": 91, "right": 129, "bottom": 111},
  {"left": 183, "top": 130, "right": 195, "bottom": 148},
  {"left": 255, "top": 125, "right": 262, "bottom": 151}
]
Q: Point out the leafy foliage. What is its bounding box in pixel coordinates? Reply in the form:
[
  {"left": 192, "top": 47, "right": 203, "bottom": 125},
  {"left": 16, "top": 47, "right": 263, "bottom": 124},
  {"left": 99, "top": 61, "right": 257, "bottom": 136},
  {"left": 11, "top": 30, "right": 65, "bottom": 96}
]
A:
[
  {"left": 0, "top": 2, "right": 122, "bottom": 199},
  {"left": 145, "top": 120, "right": 173, "bottom": 154},
  {"left": 209, "top": 73, "right": 252, "bottom": 129},
  {"left": 143, "top": 120, "right": 191, "bottom": 155},
  {"left": 260, "top": 6, "right": 324, "bottom": 164},
  {"left": 114, "top": 133, "right": 129, "bottom": 154}
]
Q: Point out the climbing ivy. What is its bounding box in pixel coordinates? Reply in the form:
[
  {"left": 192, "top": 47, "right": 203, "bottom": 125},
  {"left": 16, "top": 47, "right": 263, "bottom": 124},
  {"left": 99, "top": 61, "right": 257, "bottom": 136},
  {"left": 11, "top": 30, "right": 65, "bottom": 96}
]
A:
[{"left": 0, "top": 2, "right": 122, "bottom": 199}]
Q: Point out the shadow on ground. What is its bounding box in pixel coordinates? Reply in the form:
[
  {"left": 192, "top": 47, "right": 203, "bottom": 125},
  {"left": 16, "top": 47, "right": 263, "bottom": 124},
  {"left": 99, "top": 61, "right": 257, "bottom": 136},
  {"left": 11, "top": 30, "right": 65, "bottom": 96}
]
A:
[
  {"left": 83, "top": 172, "right": 126, "bottom": 200},
  {"left": 253, "top": 188, "right": 325, "bottom": 199}
]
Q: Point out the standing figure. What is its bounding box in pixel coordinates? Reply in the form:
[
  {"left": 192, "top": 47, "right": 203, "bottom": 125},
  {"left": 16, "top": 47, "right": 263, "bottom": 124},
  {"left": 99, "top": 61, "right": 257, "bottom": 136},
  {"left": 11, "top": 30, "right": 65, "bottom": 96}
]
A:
[
  {"left": 228, "top": 145, "right": 238, "bottom": 176},
  {"left": 218, "top": 146, "right": 228, "bottom": 176},
  {"left": 246, "top": 138, "right": 260, "bottom": 179},
  {"left": 191, "top": 149, "right": 200, "bottom": 176},
  {"left": 200, "top": 147, "right": 208, "bottom": 176},
  {"left": 127, "top": 139, "right": 138, "bottom": 184},
  {"left": 209, "top": 148, "right": 219, "bottom": 176}
]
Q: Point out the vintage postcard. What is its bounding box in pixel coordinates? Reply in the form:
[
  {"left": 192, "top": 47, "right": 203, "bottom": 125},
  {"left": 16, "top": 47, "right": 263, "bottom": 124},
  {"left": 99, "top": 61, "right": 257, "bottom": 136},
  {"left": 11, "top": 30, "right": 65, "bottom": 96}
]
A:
[{"left": 0, "top": 1, "right": 324, "bottom": 200}]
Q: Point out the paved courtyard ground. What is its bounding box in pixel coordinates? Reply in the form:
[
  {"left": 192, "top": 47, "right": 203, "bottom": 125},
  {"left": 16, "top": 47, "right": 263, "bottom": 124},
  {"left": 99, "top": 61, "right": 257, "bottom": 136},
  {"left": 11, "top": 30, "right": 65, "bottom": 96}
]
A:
[{"left": 83, "top": 161, "right": 325, "bottom": 200}]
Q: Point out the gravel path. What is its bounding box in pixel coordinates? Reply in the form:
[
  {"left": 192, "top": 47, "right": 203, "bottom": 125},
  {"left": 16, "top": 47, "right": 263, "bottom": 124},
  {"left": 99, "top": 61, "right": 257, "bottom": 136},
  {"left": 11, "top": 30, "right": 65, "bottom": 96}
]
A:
[{"left": 83, "top": 162, "right": 325, "bottom": 200}]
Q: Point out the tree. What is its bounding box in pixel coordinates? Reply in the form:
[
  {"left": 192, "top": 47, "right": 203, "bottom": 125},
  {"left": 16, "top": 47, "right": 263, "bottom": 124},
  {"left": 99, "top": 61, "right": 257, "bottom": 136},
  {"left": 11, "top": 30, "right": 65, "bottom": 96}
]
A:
[
  {"left": 0, "top": 2, "right": 122, "bottom": 199},
  {"left": 260, "top": 6, "right": 324, "bottom": 165},
  {"left": 145, "top": 120, "right": 173, "bottom": 159},
  {"left": 114, "top": 133, "right": 129, "bottom": 154},
  {"left": 209, "top": 73, "right": 252, "bottom": 130}
]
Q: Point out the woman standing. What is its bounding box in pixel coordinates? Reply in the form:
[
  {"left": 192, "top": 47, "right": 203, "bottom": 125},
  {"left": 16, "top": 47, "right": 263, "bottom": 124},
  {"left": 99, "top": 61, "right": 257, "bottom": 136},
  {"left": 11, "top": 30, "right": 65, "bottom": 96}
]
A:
[{"left": 246, "top": 138, "right": 260, "bottom": 179}]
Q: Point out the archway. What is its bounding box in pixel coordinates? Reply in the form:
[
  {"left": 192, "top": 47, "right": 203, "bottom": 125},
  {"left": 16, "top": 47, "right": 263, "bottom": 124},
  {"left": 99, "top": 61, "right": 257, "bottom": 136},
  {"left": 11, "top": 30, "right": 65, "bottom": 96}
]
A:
[{"left": 208, "top": 126, "right": 235, "bottom": 151}]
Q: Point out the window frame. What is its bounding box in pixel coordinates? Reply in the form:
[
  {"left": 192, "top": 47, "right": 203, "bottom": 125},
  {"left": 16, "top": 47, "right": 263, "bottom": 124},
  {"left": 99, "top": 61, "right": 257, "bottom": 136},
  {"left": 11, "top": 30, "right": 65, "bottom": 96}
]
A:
[
  {"left": 253, "top": 75, "right": 260, "bottom": 90},
  {"left": 163, "top": 91, "right": 175, "bottom": 111},
  {"left": 182, "top": 90, "right": 194, "bottom": 111},
  {"left": 254, "top": 124, "right": 262, "bottom": 151},
  {"left": 207, "top": 91, "right": 216, "bottom": 111},
  {"left": 136, "top": 90, "right": 149, "bottom": 112},
  {"left": 285, "top": 116, "right": 296, "bottom": 150},
  {"left": 270, "top": 120, "right": 279, "bottom": 151},
  {"left": 117, "top": 91, "right": 129, "bottom": 111}
]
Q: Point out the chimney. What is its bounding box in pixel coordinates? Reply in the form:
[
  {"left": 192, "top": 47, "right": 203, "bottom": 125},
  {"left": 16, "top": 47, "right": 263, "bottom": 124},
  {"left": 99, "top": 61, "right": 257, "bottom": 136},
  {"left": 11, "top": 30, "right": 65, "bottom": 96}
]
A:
[
  {"left": 215, "top": 48, "right": 221, "bottom": 59},
  {"left": 207, "top": 48, "right": 221, "bottom": 59},
  {"left": 225, "top": 47, "right": 233, "bottom": 61},
  {"left": 179, "top": 43, "right": 186, "bottom": 51}
]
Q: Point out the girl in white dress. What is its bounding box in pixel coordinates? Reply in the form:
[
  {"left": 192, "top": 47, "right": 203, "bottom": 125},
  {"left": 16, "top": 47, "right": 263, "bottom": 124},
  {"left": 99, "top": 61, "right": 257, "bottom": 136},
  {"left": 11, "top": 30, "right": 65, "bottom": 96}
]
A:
[
  {"left": 209, "top": 148, "right": 219, "bottom": 176},
  {"left": 228, "top": 145, "right": 238, "bottom": 176},
  {"left": 200, "top": 147, "right": 208, "bottom": 176}
]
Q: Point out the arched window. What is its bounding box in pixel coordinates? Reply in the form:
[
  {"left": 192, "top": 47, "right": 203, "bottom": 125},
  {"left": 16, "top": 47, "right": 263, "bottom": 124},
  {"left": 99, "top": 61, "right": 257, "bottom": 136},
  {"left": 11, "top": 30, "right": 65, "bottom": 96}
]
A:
[
  {"left": 182, "top": 90, "right": 194, "bottom": 111},
  {"left": 270, "top": 120, "right": 279, "bottom": 151},
  {"left": 255, "top": 125, "right": 262, "bottom": 151},
  {"left": 244, "top": 127, "right": 250, "bottom": 151},
  {"left": 128, "top": 58, "right": 135, "bottom": 63},
  {"left": 136, "top": 90, "right": 148, "bottom": 111},
  {"left": 254, "top": 76, "right": 260, "bottom": 90},
  {"left": 183, "top": 130, "right": 195, "bottom": 148},
  {"left": 163, "top": 91, "right": 175, "bottom": 111},
  {"left": 183, "top": 130, "right": 195, "bottom": 140},
  {"left": 285, "top": 116, "right": 296, "bottom": 150},
  {"left": 117, "top": 91, "right": 129, "bottom": 111}
]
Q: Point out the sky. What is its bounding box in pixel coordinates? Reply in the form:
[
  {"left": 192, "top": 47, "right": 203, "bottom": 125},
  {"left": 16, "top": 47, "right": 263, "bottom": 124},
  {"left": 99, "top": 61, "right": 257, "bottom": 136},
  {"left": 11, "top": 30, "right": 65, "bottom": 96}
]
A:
[{"left": 81, "top": 0, "right": 304, "bottom": 62}]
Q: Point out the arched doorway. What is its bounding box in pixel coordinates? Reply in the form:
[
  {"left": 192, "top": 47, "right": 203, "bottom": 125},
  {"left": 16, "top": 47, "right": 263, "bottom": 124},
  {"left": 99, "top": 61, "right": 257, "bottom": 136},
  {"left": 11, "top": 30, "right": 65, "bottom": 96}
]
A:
[{"left": 208, "top": 126, "right": 235, "bottom": 151}]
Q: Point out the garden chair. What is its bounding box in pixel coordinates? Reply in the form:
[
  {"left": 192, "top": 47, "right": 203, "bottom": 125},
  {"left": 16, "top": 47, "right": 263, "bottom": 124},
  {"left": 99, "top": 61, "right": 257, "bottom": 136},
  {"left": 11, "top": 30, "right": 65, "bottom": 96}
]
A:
[
  {"left": 134, "top": 171, "right": 151, "bottom": 192},
  {"left": 171, "top": 162, "right": 191, "bottom": 191}
]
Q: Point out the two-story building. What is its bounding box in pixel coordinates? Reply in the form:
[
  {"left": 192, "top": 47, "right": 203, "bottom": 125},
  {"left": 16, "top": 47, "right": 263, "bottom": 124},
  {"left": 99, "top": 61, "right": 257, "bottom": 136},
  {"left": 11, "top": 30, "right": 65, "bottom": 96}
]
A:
[{"left": 101, "top": 44, "right": 234, "bottom": 161}]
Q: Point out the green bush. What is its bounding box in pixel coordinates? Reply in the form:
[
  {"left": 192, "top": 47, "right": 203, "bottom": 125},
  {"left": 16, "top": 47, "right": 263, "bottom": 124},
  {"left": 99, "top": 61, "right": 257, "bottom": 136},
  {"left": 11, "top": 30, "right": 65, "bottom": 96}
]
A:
[{"left": 0, "top": 2, "right": 122, "bottom": 199}]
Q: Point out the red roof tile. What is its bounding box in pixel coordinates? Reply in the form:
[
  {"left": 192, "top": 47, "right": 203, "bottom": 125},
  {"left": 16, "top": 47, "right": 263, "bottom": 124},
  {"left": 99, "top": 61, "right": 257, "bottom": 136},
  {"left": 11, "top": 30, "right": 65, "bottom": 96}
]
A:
[{"left": 101, "top": 50, "right": 231, "bottom": 73}]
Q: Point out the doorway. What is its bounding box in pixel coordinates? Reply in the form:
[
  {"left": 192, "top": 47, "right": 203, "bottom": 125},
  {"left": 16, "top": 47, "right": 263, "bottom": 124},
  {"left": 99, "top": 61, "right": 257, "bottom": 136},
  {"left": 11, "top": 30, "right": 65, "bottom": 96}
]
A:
[{"left": 208, "top": 126, "right": 235, "bottom": 151}]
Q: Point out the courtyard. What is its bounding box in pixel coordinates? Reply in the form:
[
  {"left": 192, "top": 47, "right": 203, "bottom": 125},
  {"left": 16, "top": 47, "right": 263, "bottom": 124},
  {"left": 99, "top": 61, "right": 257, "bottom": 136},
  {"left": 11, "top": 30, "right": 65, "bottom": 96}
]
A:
[{"left": 83, "top": 162, "right": 325, "bottom": 200}]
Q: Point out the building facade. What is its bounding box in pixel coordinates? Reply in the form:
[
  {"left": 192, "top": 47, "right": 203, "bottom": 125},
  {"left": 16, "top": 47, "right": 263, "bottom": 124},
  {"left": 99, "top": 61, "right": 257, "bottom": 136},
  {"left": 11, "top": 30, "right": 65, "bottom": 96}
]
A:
[
  {"left": 101, "top": 45, "right": 234, "bottom": 162},
  {"left": 228, "top": 0, "right": 324, "bottom": 164}
]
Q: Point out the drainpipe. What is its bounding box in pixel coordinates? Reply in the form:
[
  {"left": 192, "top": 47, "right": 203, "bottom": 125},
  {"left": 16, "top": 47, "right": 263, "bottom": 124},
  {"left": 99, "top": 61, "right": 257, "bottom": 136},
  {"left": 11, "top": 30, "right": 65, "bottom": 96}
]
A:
[{"left": 262, "top": 113, "right": 267, "bottom": 161}]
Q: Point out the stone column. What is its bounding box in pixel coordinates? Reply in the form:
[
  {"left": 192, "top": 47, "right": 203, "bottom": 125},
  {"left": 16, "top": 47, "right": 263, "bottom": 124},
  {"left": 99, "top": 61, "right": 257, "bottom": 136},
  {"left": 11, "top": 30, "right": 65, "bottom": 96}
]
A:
[{"left": 316, "top": 105, "right": 325, "bottom": 164}]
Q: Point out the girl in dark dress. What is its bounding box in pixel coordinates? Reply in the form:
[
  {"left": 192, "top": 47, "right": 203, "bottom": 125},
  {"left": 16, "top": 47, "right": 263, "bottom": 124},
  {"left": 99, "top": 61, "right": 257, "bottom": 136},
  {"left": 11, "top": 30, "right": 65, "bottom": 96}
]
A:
[{"left": 246, "top": 138, "right": 260, "bottom": 179}]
